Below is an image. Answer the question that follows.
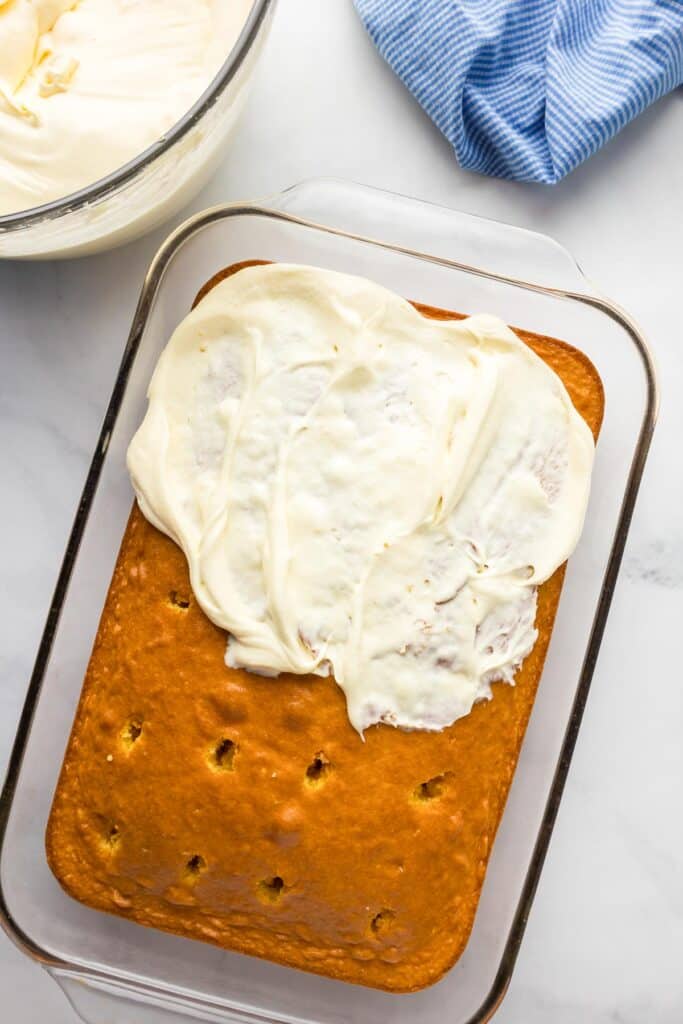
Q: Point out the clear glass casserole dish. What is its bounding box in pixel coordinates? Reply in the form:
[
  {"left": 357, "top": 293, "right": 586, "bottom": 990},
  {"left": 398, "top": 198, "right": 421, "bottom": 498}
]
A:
[
  {"left": 0, "top": 180, "right": 657, "bottom": 1023},
  {"left": 0, "top": 0, "right": 275, "bottom": 261}
]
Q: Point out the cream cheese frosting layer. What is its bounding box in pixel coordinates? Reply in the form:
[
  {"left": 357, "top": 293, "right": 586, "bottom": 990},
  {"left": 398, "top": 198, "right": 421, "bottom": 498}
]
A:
[
  {"left": 128, "top": 264, "right": 596, "bottom": 734},
  {"left": 0, "top": 0, "right": 253, "bottom": 215}
]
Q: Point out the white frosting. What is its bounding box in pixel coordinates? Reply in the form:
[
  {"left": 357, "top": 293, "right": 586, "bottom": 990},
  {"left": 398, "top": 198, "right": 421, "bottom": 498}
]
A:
[
  {"left": 128, "top": 264, "right": 596, "bottom": 734},
  {"left": 0, "top": 0, "right": 253, "bottom": 215}
]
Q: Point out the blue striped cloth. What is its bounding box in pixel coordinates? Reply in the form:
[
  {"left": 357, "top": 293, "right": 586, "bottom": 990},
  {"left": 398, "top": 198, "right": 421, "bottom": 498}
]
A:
[{"left": 354, "top": 0, "right": 683, "bottom": 183}]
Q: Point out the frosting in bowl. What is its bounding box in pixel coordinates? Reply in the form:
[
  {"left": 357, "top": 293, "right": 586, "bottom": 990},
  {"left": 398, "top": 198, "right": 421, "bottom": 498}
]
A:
[
  {"left": 0, "top": 0, "right": 253, "bottom": 215},
  {"left": 128, "top": 264, "right": 596, "bottom": 734}
]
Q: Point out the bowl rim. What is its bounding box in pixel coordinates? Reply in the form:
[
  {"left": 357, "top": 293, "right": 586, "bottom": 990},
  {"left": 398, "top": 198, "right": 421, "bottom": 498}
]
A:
[{"left": 0, "top": 0, "right": 275, "bottom": 235}]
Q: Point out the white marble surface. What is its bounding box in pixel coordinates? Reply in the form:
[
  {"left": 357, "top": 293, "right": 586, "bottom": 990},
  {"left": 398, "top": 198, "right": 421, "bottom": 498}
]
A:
[{"left": 1, "top": 1, "right": 682, "bottom": 1021}]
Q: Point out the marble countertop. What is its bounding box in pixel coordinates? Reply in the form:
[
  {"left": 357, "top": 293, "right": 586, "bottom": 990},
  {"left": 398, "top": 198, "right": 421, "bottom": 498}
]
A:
[{"left": 1, "top": 2, "right": 682, "bottom": 1021}]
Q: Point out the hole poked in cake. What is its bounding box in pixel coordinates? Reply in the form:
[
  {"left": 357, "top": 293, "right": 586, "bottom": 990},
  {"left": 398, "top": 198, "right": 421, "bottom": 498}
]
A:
[
  {"left": 370, "top": 909, "right": 396, "bottom": 935},
  {"left": 305, "top": 751, "right": 332, "bottom": 787},
  {"left": 208, "top": 737, "right": 237, "bottom": 772},
  {"left": 413, "top": 771, "right": 453, "bottom": 802},
  {"left": 168, "top": 590, "right": 190, "bottom": 610},
  {"left": 184, "top": 854, "right": 207, "bottom": 883},
  {"left": 257, "top": 875, "right": 285, "bottom": 903},
  {"left": 96, "top": 817, "right": 121, "bottom": 853},
  {"left": 120, "top": 716, "right": 143, "bottom": 749},
  {"left": 106, "top": 824, "right": 121, "bottom": 848}
]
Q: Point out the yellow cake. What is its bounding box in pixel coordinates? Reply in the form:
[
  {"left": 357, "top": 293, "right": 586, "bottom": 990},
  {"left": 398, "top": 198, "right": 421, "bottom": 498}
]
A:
[{"left": 46, "top": 262, "right": 604, "bottom": 992}]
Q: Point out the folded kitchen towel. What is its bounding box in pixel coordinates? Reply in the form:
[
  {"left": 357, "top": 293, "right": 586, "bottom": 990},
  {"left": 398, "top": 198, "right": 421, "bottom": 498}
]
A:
[{"left": 354, "top": 0, "right": 683, "bottom": 183}]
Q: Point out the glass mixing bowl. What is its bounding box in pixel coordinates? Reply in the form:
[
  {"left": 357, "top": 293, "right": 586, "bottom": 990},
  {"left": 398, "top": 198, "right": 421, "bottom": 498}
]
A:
[{"left": 0, "top": 0, "right": 276, "bottom": 260}]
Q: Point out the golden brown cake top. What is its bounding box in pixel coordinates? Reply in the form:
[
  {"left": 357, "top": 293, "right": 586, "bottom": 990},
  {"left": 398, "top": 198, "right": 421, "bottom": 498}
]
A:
[{"left": 45, "top": 264, "right": 604, "bottom": 993}]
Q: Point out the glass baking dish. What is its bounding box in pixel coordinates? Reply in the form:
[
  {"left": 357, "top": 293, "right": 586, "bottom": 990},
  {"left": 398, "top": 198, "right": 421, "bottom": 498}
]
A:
[{"left": 0, "top": 180, "right": 657, "bottom": 1024}]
